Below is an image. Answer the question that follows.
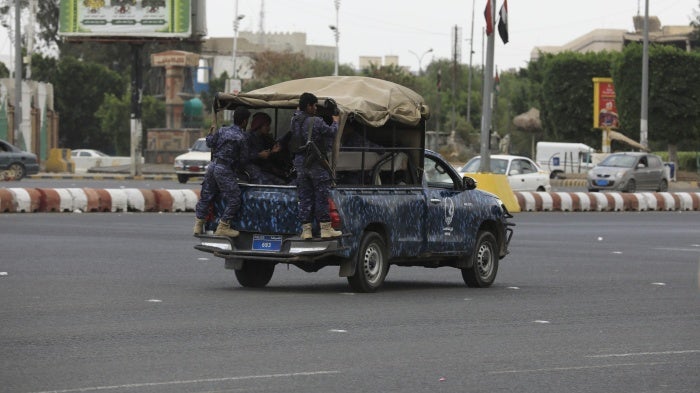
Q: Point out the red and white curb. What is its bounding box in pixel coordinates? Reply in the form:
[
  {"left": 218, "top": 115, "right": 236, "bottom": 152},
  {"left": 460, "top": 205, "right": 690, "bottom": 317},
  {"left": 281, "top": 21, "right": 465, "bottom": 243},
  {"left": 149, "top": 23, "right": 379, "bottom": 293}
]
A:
[
  {"left": 1, "top": 188, "right": 699, "bottom": 213},
  {"left": 514, "top": 191, "right": 700, "bottom": 212},
  {"left": 0, "top": 188, "right": 200, "bottom": 213}
]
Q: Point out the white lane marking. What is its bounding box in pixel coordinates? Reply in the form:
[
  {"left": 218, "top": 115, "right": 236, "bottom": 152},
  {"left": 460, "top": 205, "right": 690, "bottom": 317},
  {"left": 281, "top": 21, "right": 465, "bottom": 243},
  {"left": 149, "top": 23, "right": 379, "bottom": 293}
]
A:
[
  {"left": 533, "top": 320, "right": 550, "bottom": 324},
  {"left": 0, "top": 272, "right": 7, "bottom": 276},
  {"left": 507, "top": 286, "right": 520, "bottom": 290},
  {"left": 28, "top": 370, "right": 341, "bottom": 393},
  {"left": 585, "top": 349, "right": 700, "bottom": 358},
  {"left": 339, "top": 292, "right": 355, "bottom": 296},
  {"left": 651, "top": 282, "right": 666, "bottom": 286},
  {"left": 489, "top": 361, "right": 668, "bottom": 375},
  {"left": 612, "top": 251, "right": 623, "bottom": 254},
  {"left": 329, "top": 329, "right": 347, "bottom": 333},
  {"left": 197, "top": 257, "right": 209, "bottom": 261},
  {"left": 653, "top": 247, "right": 700, "bottom": 253},
  {"left": 146, "top": 299, "right": 162, "bottom": 303}
]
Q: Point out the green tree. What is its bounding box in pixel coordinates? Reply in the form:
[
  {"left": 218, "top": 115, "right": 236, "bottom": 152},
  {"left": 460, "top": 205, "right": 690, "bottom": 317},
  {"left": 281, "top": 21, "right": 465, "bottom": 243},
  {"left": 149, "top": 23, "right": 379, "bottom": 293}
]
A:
[
  {"left": 612, "top": 43, "right": 700, "bottom": 163},
  {"left": 540, "top": 51, "right": 618, "bottom": 147},
  {"left": 31, "top": 55, "right": 126, "bottom": 150},
  {"left": 0, "top": 61, "right": 9, "bottom": 78},
  {"left": 96, "top": 93, "right": 165, "bottom": 155}
]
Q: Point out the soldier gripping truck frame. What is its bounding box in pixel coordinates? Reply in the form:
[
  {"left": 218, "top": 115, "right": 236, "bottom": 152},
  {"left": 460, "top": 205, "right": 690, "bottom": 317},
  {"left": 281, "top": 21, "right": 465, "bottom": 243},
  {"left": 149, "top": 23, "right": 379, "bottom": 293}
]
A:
[{"left": 194, "top": 76, "right": 514, "bottom": 292}]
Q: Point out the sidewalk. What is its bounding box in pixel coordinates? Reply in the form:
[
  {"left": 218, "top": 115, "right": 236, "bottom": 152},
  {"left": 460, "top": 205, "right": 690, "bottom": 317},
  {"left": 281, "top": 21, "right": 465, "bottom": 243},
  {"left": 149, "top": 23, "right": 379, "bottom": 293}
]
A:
[{"left": 29, "top": 164, "right": 178, "bottom": 180}]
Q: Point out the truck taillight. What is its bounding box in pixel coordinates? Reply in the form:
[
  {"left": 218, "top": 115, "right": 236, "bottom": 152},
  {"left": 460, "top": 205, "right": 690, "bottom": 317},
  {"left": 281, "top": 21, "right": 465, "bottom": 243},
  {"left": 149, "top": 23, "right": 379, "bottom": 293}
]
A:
[{"left": 328, "top": 198, "right": 341, "bottom": 229}]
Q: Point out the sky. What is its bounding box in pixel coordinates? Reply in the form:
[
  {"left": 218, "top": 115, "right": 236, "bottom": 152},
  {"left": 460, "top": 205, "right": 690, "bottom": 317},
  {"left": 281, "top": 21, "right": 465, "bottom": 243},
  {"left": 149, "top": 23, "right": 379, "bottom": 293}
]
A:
[
  {"left": 204, "top": 0, "right": 698, "bottom": 72},
  {"left": 0, "top": 0, "right": 697, "bottom": 72}
]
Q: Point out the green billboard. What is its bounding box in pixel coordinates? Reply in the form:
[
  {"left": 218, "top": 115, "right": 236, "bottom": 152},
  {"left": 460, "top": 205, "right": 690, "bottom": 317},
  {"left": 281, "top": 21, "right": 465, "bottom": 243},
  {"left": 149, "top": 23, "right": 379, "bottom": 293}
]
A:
[{"left": 59, "top": 0, "right": 191, "bottom": 38}]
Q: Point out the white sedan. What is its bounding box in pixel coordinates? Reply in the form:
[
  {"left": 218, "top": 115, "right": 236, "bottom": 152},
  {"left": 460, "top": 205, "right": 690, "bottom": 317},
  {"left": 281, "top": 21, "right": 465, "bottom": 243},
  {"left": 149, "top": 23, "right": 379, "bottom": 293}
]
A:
[
  {"left": 71, "top": 149, "right": 110, "bottom": 158},
  {"left": 460, "top": 154, "right": 552, "bottom": 192}
]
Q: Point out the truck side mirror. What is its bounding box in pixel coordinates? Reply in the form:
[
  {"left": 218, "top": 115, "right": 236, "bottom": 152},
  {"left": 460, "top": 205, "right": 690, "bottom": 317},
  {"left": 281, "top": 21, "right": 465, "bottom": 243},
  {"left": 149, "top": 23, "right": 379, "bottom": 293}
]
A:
[{"left": 463, "top": 176, "right": 477, "bottom": 190}]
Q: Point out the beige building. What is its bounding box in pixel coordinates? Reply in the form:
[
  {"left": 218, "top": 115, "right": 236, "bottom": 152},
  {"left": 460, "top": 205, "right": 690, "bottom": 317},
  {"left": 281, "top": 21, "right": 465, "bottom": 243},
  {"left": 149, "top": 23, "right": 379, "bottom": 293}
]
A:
[
  {"left": 201, "top": 31, "right": 336, "bottom": 79},
  {"left": 531, "top": 16, "right": 695, "bottom": 61}
]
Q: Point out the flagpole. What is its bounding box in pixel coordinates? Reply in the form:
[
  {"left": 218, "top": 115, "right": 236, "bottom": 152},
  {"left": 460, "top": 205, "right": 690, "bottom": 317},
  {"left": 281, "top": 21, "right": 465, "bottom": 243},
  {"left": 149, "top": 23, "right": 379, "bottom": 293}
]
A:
[{"left": 479, "top": 0, "right": 496, "bottom": 173}]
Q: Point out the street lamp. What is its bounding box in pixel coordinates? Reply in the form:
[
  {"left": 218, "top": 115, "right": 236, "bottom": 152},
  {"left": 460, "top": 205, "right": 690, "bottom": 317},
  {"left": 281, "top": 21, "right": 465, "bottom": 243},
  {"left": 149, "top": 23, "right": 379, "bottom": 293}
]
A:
[
  {"left": 330, "top": 0, "right": 340, "bottom": 76},
  {"left": 232, "top": 0, "right": 245, "bottom": 79},
  {"left": 408, "top": 48, "right": 433, "bottom": 76}
]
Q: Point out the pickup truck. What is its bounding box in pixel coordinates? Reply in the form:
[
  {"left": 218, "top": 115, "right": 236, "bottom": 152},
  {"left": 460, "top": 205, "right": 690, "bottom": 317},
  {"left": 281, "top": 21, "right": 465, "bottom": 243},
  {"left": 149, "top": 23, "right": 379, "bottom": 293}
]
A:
[{"left": 194, "top": 76, "right": 514, "bottom": 292}]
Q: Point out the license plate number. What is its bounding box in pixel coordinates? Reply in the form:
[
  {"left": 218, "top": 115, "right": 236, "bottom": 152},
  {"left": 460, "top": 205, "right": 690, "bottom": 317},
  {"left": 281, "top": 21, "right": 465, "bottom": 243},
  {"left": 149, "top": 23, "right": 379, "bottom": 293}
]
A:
[
  {"left": 252, "top": 235, "right": 282, "bottom": 252},
  {"left": 595, "top": 180, "right": 609, "bottom": 186}
]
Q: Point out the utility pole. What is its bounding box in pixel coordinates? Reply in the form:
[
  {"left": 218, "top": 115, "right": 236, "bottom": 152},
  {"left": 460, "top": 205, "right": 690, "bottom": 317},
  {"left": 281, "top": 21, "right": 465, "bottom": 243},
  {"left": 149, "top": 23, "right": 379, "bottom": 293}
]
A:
[
  {"left": 479, "top": 1, "right": 496, "bottom": 172},
  {"left": 466, "top": 0, "right": 475, "bottom": 127},
  {"left": 640, "top": 0, "right": 649, "bottom": 149},
  {"left": 330, "top": 0, "right": 341, "bottom": 76},
  {"left": 13, "top": 0, "right": 21, "bottom": 146}
]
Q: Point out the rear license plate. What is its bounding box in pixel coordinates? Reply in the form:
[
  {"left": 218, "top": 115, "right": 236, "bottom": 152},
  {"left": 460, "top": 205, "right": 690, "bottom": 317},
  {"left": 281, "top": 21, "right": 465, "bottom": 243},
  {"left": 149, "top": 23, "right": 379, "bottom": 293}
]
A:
[
  {"left": 252, "top": 235, "right": 283, "bottom": 252},
  {"left": 595, "top": 180, "right": 609, "bottom": 186}
]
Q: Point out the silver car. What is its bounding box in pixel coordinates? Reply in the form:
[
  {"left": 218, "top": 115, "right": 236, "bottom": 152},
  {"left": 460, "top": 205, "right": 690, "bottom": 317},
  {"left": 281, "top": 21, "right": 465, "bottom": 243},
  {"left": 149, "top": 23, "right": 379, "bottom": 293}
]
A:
[{"left": 587, "top": 152, "right": 668, "bottom": 193}]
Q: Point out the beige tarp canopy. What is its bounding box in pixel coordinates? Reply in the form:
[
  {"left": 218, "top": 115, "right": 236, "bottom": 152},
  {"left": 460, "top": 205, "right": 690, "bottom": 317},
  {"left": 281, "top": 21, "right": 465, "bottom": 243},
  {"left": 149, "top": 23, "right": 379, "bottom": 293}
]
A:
[{"left": 214, "top": 76, "right": 430, "bottom": 128}]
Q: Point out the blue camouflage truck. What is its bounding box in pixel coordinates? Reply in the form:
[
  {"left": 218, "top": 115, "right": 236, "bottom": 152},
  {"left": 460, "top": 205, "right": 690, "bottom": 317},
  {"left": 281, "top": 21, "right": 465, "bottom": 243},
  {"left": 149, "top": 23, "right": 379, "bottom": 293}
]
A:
[{"left": 194, "top": 76, "right": 514, "bottom": 292}]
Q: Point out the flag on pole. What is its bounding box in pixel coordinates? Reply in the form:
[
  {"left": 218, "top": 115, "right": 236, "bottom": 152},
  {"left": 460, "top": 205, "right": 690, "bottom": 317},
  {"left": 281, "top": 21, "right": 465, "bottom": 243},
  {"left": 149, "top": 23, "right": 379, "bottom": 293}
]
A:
[
  {"left": 484, "top": 0, "right": 494, "bottom": 36},
  {"left": 498, "top": 0, "right": 509, "bottom": 44}
]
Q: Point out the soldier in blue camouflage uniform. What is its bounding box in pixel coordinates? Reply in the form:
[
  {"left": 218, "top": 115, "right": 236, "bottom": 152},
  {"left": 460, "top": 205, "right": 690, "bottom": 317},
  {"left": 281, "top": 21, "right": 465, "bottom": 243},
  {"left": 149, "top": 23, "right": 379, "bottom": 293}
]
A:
[
  {"left": 193, "top": 107, "right": 251, "bottom": 237},
  {"left": 244, "top": 112, "right": 285, "bottom": 185},
  {"left": 291, "top": 92, "right": 342, "bottom": 239}
]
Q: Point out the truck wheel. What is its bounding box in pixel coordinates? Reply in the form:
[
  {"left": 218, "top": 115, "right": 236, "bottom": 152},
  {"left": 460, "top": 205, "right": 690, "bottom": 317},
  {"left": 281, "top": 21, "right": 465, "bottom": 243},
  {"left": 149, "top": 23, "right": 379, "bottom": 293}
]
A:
[
  {"left": 550, "top": 171, "right": 563, "bottom": 179},
  {"left": 656, "top": 179, "right": 668, "bottom": 192},
  {"left": 235, "top": 261, "right": 275, "bottom": 288},
  {"left": 348, "top": 231, "right": 388, "bottom": 293},
  {"left": 177, "top": 174, "right": 189, "bottom": 184},
  {"left": 9, "top": 163, "right": 26, "bottom": 179},
  {"left": 461, "top": 231, "right": 498, "bottom": 288}
]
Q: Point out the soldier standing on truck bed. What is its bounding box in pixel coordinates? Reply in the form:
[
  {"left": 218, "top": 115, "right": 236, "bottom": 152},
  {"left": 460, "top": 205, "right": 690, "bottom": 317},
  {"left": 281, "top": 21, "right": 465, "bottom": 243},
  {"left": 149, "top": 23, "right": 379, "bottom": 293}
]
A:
[
  {"left": 193, "top": 107, "right": 251, "bottom": 237},
  {"left": 290, "top": 92, "right": 342, "bottom": 240}
]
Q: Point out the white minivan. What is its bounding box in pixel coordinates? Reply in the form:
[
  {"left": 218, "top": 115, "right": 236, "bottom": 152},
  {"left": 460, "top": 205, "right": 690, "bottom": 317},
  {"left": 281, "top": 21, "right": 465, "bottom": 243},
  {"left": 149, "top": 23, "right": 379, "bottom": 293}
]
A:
[{"left": 535, "top": 141, "right": 596, "bottom": 179}]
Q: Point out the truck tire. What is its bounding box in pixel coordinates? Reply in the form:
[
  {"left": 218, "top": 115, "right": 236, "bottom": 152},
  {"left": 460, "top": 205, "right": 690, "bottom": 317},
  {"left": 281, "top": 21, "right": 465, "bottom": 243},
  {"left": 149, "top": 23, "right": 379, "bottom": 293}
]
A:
[
  {"left": 177, "top": 174, "right": 189, "bottom": 184},
  {"left": 348, "top": 231, "right": 388, "bottom": 293},
  {"left": 461, "top": 231, "right": 498, "bottom": 288},
  {"left": 235, "top": 261, "right": 275, "bottom": 288}
]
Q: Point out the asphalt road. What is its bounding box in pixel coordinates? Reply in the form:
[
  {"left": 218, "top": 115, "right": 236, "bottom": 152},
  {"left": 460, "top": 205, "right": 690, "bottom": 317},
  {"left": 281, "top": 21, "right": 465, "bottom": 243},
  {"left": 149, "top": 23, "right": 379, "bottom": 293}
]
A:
[{"left": 1, "top": 212, "right": 699, "bottom": 393}]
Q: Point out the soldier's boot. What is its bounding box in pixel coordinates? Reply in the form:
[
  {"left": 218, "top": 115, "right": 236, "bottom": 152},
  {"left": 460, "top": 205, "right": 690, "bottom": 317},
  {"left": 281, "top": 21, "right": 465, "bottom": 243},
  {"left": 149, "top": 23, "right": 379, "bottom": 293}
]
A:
[
  {"left": 214, "top": 220, "right": 240, "bottom": 237},
  {"left": 320, "top": 222, "right": 342, "bottom": 238},
  {"left": 193, "top": 217, "right": 206, "bottom": 235},
  {"left": 300, "top": 223, "right": 313, "bottom": 240}
]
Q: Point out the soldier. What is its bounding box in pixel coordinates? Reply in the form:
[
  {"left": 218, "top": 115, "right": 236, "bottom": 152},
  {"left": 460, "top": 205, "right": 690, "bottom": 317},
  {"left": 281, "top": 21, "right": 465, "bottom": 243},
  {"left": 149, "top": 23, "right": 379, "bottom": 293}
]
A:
[
  {"left": 244, "top": 112, "right": 286, "bottom": 185},
  {"left": 290, "top": 92, "right": 342, "bottom": 239},
  {"left": 193, "top": 107, "right": 251, "bottom": 237}
]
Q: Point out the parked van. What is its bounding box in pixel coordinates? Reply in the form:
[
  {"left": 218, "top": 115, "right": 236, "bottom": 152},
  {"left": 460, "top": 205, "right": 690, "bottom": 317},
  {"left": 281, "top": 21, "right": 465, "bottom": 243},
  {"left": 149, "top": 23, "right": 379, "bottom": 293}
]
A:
[{"left": 535, "top": 142, "right": 596, "bottom": 179}]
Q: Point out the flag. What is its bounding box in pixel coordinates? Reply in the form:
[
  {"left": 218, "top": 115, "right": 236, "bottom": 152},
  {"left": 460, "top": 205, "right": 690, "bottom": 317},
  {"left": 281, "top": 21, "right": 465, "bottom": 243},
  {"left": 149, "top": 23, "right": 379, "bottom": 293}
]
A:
[
  {"left": 484, "top": 0, "right": 493, "bottom": 36},
  {"left": 498, "top": 0, "right": 509, "bottom": 44}
]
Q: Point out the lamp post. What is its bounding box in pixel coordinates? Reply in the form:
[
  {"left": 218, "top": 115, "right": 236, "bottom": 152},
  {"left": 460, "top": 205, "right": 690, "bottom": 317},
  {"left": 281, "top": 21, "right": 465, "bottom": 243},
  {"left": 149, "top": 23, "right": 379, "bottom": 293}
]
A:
[
  {"left": 408, "top": 48, "right": 433, "bottom": 76},
  {"left": 329, "top": 0, "right": 340, "bottom": 76},
  {"left": 232, "top": 0, "right": 245, "bottom": 79}
]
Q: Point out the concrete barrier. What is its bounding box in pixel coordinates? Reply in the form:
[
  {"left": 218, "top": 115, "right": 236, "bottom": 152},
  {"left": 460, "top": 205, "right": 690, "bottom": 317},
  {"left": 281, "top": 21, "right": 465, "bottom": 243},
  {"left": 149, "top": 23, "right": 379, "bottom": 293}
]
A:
[
  {"left": 1, "top": 188, "right": 699, "bottom": 213},
  {"left": 513, "top": 191, "right": 700, "bottom": 212},
  {"left": 8, "top": 188, "right": 40, "bottom": 212},
  {"left": 0, "top": 188, "right": 16, "bottom": 212}
]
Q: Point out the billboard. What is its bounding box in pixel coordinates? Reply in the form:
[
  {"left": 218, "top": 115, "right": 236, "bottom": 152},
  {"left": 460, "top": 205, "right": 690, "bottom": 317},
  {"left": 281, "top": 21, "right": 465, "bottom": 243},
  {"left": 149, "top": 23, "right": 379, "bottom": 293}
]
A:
[
  {"left": 59, "top": 0, "right": 191, "bottom": 38},
  {"left": 592, "top": 77, "right": 619, "bottom": 128}
]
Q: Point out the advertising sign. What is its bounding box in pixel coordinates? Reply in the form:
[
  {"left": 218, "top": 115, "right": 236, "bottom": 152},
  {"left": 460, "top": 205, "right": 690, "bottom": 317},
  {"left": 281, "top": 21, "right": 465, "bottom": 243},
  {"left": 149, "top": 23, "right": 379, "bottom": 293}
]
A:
[
  {"left": 59, "top": 0, "right": 191, "bottom": 38},
  {"left": 592, "top": 77, "right": 619, "bottom": 128}
]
